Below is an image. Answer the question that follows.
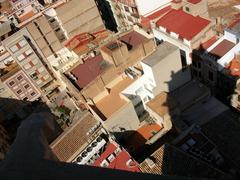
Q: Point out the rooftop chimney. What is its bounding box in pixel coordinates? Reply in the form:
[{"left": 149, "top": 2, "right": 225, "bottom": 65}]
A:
[{"left": 171, "top": 0, "right": 183, "bottom": 10}]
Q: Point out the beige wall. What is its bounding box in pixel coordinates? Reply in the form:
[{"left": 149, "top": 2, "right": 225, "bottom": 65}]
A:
[
  {"left": 26, "top": 16, "right": 63, "bottom": 58},
  {"left": 104, "top": 101, "right": 140, "bottom": 133},
  {"left": 55, "top": 0, "right": 105, "bottom": 37},
  {"left": 183, "top": 0, "right": 209, "bottom": 19},
  {"left": 151, "top": 48, "right": 191, "bottom": 92}
]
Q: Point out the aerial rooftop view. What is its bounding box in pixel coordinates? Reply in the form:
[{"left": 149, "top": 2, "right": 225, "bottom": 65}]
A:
[{"left": 1, "top": 0, "right": 240, "bottom": 179}]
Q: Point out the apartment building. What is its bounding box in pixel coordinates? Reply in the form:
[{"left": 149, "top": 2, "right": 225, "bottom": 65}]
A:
[
  {"left": 1, "top": 27, "right": 57, "bottom": 100},
  {"left": 0, "top": 62, "right": 40, "bottom": 101},
  {"left": 55, "top": 0, "right": 105, "bottom": 38},
  {"left": 191, "top": 20, "right": 240, "bottom": 109},
  {"left": 152, "top": 0, "right": 214, "bottom": 65},
  {"left": 9, "top": 0, "right": 44, "bottom": 23},
  {"left": 110, "top": 0, "right": 171, "bottom": 29}
]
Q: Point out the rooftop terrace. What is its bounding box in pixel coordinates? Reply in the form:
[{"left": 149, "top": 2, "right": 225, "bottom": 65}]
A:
[
  {"left": 142, "top": 42, "right": 178, "bottom": 67},
  {"left": 147, "top": 92, "right": 177, "bottom": 117},
  {"left": 94, "top": 77, "right": 135, "bottom": 119},
  {"left": 209, "top": 39, "right": 235, "bottom": 58},
  {"left": 118, "top": 31, "right": 148, "bottom": 50},
  {"left": 70, "top": 55, "right": 107, "bottom": 89}
]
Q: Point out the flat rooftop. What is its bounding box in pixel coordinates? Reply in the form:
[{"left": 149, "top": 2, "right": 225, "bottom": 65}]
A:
[
  {"left": 209, "top": 39, "right": 235, "bottom": 58},
  {"left": 228, "top": 19, "right": 240, "bottom": 34},
  {"left": 124, "top": 123, "right": 163, "bottom": 152},
  {"left": 95, "top": 77, "right": 134, "bottom": 119},
  {"left": 181, "top": 97, "right": 228, "bottom": 126},
  {"left": 70, "top": 55, "right": 106, "bottom": 89},
  {"left": 156, "top": 9, "right": 211, "bottom": 40},
  {"left": 146, "top": 92, "right": 177, "bottom": 117},
  {"left": 170, "top": 80, "right": 210, "bottom": 111},
  {"left": 93, "top": 142, "right": 140, "bottom": 172},
  {"left": 50, "top": 113, "right": 100, "bottom": 162},
  {"left": 142, "top": 42, "right": 178, "bottom": 67}
]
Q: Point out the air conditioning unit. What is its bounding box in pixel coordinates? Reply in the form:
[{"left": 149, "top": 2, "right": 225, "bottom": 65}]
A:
[
  {"left": 107, "top": 154, "right": 115, "bottom": 162},
  {"left": 100, "top": 160, "right": 109, "bottom": 167},
  {"left": 92, "top": 141, "right": 98, "bottom": 148},
  {"left": 81, "top": 151, "right": 88, "bottom": 158},
  {"left": 114, "top": 147, "right": 121, "bottom": 155}
]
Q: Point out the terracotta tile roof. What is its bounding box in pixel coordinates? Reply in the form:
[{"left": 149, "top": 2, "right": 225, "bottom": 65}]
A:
[
  {"left": 139, "top": 144, "right": 231, "bottom": 179},
  {"left": 225, "top": 57, "right": 240, "bottom": 76},
  {"left": 146, "top": 92, "right": 177, "bottom": 117},
  {"left": 70, "top": 55, "right": 105, "bottom": 89},
  {"left": 141, "top": 6, "right": 171, "bottom": 29},
  {"left": 50, "top": 113, "right": 100, "bottom": 162},
  {"left": 209, "top": 39, "right": 235, "bottom": 58},
  {"left": 200, "top": 36, "right": 218, "bottom": 50},
  {"left": 118, "top": 31, "right": 148, "bottom": 49},
  {"left": 95, "top": 77, "right": 134, "bottom": 119},
  {"left": 19, "top": 11, "right": 36, "bottom": 22},
  {"left": 124, "top": 123, "right": 163, "bottom": 151},
  {"left": 187, "top": 0, "right": 202, "bottom": 4},
  {"left": 156, "top": 9, "right": 211, "bottom": 40},
  {"left": 65, "top": 30, "right": 110, "bottom": 55},
  {"left": 93, "top": 142, "right": 140, "bottom": 172}
]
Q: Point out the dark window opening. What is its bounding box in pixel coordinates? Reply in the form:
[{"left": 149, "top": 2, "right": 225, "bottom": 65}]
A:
[{"left": 208, "top": 71, "right": 213, "bottom": 81}]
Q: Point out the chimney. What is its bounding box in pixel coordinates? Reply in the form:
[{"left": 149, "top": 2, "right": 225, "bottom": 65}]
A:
[{"left": 171, "top": 0, "right": 183, "bottom": 10}]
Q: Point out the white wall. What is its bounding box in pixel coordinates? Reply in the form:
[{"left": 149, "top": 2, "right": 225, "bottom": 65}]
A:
[
  {"left": 224, "top": 30, "right": 237, "bottom": 44},
  {"left": 135, "top": 0, "right": 171, "bottom": 16},
  {"left": 153, "top": 28, "right": 192, "bottom": 64}
]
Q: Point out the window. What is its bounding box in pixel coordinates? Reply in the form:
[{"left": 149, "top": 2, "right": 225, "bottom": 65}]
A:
[
  {"left": 10, "top": 45, "right": 18, "bottom": 53},
  {"left": 23, "top": 97, "right": 28, "bottom": 101},
  {"left": 208, "top": 71, "right": 213, "bottom": 81},
  {"left": 49, "top": 18, "right": 56, "bottom": 23},
  {"left": 193, "top": 69, "right": 197, "bottom": 77},
  {"left": 24, "top": 63, "right": 31, "bottom": 70},
  {"left": 25, "top": 49, "right": 33, "bottom": 57},
  {"left": 19, "top": 39, "right": 27, "bottom": 47},
  {"left": 185, "top": 7, "right": 190, "bottom": 12},
  {"left": 44, "top": 75, "right": 50, "bottom": 80},
  {"left": 198, "top": 72, "right": 202, "bottom": 78},
  {"left": 192, "top": 60, "right": 197, "bottom": 67},
  {"left": 197, "top": 62, "right": 201, "bottom": 68},
  {"left": 9, "top": 81, "right": 15, "bottom": 86},
  {"left": 38, "top": 67, "right": 44, "bottom": 73},
  {"left": 135, "top": 87, "right": 143, "bottom": 95},
  {"left": 24, "top": 84, "right": 30, "bottom": 89},
  {"left": 124, "top": 6, "right": 129, "bottom": 12},
  {"left": 31, "top": 92, "right": 36, "bottom": 96},
  {"left": 16, "top": 89, "right": 22, "bottom": 94},
  {"left": 30, "top": 72, "right": 38, "bottom": 80},
  {"left": 32, "top": 59, "right": 38, "bottom": 65},
  {"left": 36, "top": 79, "right": 42, "bottom": 85},
  {"left": 17, "top": 54, "right": 25, "bottom": 61},
  {"left": 17, "top": 75, "right": 23, "bottom": 81},
  {"left": 55, "top": 28, "right": 61, "bottom": 32}
]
